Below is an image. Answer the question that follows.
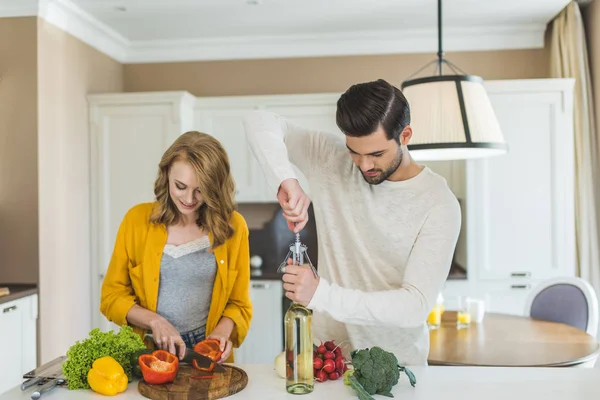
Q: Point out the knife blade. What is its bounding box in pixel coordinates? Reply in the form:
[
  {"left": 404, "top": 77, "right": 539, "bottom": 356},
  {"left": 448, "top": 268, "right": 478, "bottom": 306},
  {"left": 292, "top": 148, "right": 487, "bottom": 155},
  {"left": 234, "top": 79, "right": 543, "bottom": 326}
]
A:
[
  {"left": 23, "top": 356, "right": 66, "bottom": 379},
  {"left": 182, "top": 347, "right": 227, "bottom": 373}
]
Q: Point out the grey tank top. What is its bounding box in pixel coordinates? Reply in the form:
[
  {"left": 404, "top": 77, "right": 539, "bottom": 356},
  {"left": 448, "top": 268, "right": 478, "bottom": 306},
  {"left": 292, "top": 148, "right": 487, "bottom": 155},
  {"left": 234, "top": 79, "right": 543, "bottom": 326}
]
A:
[{"left": 156, "top": 235, "right": 217, "bottom": 333}]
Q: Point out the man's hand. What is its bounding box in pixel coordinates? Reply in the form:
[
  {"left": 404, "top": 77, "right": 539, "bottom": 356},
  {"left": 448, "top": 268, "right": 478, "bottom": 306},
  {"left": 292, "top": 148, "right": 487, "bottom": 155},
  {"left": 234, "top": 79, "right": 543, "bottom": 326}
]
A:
[
  {"left": 278, "top": 178, "right": 311, "bottom": 232},
  {"left": 282, "top": 259, "right": 319, "bottom": 306}
]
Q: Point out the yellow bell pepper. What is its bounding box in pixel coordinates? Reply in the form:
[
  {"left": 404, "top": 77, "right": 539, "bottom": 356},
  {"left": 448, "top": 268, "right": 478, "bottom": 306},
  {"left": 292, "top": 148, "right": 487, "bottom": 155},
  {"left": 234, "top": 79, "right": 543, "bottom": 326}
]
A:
[{"left": 87, "top": 356, "right": 128, "bottom": 396}]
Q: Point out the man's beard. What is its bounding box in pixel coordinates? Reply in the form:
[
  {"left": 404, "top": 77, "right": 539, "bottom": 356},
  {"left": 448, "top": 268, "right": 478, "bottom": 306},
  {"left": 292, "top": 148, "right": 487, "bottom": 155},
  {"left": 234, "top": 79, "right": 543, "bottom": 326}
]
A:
[{"left": 361, "top": 146, "right": 403, "bottom": 185}]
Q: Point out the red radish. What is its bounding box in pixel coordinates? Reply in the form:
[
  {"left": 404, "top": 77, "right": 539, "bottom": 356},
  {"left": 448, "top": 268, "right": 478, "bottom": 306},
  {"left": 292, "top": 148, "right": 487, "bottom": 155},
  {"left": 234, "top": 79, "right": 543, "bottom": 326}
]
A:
[
  {"left": 317, "top": 343, "right": 327, "bottom": 355},
  {"left": 324, "top": 340, "right": 336, "bottom": 351},
  {"left": 329, "top": 371, "right": 341, "bottom": 380},
  {"left": 315, "top": 369, "right": 328, "bottom": 382},
  {"left": 335, "top": 357, "right": 345, "bottom": 373},
  {"left": 323, "top": 359, "right": 335, "bottom": 373},
  {"left": 343, "top": 364, "right": 349, "bottom": 372},
  {"left": 313, "top": 357, "right": 323, "bottom": 370},
  {"left": 324, "top": 351, "right": 335, "bottom": 360}
]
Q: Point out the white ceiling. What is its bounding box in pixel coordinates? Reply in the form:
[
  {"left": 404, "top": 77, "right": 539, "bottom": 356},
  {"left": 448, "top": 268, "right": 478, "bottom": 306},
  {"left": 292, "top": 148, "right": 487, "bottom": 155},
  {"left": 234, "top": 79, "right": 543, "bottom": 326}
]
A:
[
  {"left": 70, "top": 0, "right": 567, "bottom": 41},
  {"left": 0, "top": 0, "right": 571, "bottom": 63}
]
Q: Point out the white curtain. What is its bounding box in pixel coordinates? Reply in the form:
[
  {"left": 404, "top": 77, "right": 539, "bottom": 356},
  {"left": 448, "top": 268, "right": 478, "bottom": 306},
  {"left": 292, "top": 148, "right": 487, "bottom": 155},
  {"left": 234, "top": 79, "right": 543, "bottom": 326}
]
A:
[{"left": 550, "top": 1, "right": 600, "bottom": 321}]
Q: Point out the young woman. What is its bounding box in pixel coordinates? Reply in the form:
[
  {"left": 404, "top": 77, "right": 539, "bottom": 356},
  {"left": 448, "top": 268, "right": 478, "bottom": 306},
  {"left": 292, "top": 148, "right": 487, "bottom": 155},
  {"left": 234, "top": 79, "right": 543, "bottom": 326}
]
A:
[{"left": 100, "top": 131, "right": 252, "bottom": 363}]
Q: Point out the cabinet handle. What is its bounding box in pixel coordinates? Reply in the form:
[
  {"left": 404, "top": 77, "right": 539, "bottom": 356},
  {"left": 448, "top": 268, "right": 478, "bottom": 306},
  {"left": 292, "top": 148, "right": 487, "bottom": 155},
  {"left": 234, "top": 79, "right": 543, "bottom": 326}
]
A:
[
  {"left": 511, "top": 272, "right": 531, "bottom": 277},
  {"left": 252, "top": 283, "right": 270, "bottom": 289},
  {"left": 3, "top": 305, "right": 17, "bottom": 313},
  {"left": 511, "top": 284, "right": 531, "bottom": 289}
]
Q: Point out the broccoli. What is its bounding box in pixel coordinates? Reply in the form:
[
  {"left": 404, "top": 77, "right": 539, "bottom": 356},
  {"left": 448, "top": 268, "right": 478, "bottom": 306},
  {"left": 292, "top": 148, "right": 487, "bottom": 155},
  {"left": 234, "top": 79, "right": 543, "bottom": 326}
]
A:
[{"left": 346, "top": 346, "right": 416, "bottom": 399}]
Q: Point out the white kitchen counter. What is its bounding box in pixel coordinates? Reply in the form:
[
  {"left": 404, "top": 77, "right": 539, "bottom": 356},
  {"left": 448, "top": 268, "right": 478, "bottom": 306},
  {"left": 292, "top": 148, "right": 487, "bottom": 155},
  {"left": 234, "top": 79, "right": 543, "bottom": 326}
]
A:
[{"left": 2, "top": 364, "right": 599, "bottom": 400}]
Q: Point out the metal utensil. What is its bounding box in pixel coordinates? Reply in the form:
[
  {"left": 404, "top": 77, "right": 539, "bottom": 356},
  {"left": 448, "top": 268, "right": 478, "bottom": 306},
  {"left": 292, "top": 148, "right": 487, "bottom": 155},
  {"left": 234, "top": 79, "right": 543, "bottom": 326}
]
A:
[
  {"left": 30, "top": 378, "right": 65, "bottom": 399},
  {"left": 181, "top": 347, "right": 227, "bottom": 373},
  {"left": 277, "top": 229, "right": 318, "bottom": 278},
  {"left": 22, "top": 356, "right": 66, "bottom": 380},
  {"left": 22, "top": 356, "right": 66, "bottom": 391}
]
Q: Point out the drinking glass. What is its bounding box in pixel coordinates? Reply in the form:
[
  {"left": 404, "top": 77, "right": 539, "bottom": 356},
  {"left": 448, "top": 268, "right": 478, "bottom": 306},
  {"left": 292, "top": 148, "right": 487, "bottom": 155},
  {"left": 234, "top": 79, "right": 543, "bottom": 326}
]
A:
[{"left": 456, "top": 296, "right": 471, "bottom": 329}]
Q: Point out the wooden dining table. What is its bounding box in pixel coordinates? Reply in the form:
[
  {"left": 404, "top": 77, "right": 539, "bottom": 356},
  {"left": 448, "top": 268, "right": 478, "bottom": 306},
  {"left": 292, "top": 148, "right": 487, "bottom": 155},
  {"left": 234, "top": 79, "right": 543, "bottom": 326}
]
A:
[{"left": 428, "top": 311, "right": 600, "bottom": 367}]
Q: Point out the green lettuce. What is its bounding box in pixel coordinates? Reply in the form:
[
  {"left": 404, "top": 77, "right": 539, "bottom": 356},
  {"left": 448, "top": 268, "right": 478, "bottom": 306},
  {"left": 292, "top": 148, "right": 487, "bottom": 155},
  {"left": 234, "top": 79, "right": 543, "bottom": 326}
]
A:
[{"left": 61, "top": 326, "right": 146, "bottom": 390}]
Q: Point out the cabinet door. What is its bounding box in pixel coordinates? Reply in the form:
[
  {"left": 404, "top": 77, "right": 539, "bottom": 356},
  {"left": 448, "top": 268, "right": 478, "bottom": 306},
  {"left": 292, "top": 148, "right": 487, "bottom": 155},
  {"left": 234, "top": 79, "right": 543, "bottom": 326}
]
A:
[
  {"left": 0, "top": 300, "right": 24, "bottom": 395},
  {"left": 88, "top": 92, "right": 195, "bottom": 332},
  {"left": 467, "top": 85, "right": 575, "bottom": 281},
  {"left": 234, "top": 280, "right": 283, "bottom": 364},
  {"left": 264, "top": 104, "right": 343, "bottom": 201},
  {"left": 476, "top": 282, "right": 537, "bottom": 316},
  {"left": 195, "top": 107, "right": 266, "bottom": 202},
  {"left": 20, "top": 295, "right": 37, "bottom": 376}
]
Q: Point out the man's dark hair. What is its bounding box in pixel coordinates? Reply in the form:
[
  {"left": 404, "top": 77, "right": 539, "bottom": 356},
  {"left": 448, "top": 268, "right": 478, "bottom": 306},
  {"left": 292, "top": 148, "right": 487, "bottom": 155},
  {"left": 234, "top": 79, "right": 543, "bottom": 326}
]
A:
[{"left": 336, "top": 79, "right": 410, "bottom": 143}]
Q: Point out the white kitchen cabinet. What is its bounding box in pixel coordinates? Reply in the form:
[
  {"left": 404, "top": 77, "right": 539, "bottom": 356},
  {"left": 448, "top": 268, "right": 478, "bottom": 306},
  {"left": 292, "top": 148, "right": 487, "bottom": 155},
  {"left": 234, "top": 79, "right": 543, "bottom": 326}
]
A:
[
  {"left": 194, "top": 103, "right": 267, "bottom": 202},
  {"left": 88, "top": 91, "right": 195, "bottom": 332},
  {"left": 466, "top": 79, "right": 576, "bottom": 283},
  {"left": 234, "top": 280, "right": 283, "bottom": 364},
  {"left": 0, "top": 294, "right": 38, "bottom": 396}
]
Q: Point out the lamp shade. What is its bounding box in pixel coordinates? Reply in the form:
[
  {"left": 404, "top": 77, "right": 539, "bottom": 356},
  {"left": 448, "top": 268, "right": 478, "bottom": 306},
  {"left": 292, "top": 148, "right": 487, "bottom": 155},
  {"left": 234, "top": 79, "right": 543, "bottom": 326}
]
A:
[{"left": 401, "top": 75, "right": 508, "bottom": 161}]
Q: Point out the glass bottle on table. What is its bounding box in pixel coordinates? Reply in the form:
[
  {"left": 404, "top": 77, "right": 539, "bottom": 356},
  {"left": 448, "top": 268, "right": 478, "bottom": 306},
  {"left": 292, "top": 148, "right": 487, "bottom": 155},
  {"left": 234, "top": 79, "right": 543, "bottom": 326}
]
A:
[{"left": 278, "top": 232, "right": 318, "bottom": 395}]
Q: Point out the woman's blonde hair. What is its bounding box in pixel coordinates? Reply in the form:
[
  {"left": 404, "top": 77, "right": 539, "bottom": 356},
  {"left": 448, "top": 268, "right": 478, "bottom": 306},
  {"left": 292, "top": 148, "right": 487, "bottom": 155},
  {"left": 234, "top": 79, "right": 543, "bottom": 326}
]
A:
[{"left": 150, "top": 131, "right": 236, "bottom": 248}]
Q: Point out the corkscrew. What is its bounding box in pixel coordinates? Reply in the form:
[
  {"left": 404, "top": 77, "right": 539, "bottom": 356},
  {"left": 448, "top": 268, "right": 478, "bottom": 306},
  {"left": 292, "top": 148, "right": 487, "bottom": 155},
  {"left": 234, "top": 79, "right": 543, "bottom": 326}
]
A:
[{"left": 278, "top": 229, "right": 318, "bottom": 278}]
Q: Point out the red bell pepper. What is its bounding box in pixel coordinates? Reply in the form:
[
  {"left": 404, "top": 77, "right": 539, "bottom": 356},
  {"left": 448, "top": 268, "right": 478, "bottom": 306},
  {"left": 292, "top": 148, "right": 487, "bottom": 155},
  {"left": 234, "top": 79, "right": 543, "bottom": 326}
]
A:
[
  {"left": 192, "top": 339, "right": 223, "bottom": 372},
  {"left": 138, "top": 350, "right": 179, "bottom": 385}
]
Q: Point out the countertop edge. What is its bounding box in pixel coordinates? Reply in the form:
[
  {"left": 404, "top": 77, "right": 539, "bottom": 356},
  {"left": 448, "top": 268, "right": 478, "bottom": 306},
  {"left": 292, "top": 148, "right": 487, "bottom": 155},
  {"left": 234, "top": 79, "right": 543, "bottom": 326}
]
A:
[{"left": 0, "top": 285, "right": 38, "bottom": 305}]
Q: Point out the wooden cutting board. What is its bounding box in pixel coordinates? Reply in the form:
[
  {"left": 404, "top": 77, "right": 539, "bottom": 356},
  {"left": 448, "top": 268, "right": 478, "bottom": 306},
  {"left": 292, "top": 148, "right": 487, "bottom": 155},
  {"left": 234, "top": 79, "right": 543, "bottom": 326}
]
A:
[{"left": 138, "top": 364, "right": 248, "bottom": 400}]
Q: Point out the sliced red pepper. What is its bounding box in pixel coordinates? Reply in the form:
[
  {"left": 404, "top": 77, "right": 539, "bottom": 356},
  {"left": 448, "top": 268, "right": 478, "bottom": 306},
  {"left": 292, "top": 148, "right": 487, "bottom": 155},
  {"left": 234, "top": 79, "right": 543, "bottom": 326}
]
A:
[
  {"left": 192, "top": 339, "right": 223, "bottom": 372},
  {"left": 138, "top": 350, "right": 179, "bottom": 385},
  {"left": 194, "top": 339, "right": 223, "bottom": 362},
  {"left": 192, "top": 360, "right": 215, "bottom": 372}
]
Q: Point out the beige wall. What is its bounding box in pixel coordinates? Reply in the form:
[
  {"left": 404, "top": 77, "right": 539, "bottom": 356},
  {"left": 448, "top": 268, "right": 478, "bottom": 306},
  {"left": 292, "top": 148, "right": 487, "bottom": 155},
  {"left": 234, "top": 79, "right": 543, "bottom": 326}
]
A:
[
  {"left": 0, "top": 18, "right": 38, "bottom": 284},
  {"left": 37, "top": 19, "right": 123, "bottom": 362},
  {"left": 124, "top": 48, "right": 550, "bottom": 97}
]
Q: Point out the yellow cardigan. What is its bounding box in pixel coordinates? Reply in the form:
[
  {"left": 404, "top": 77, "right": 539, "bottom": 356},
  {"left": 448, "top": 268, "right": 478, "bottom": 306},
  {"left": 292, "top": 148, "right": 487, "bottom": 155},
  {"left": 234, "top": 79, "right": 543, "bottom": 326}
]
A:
[{"left": 100, "top": 202, "right": 252, "bottom": 362}]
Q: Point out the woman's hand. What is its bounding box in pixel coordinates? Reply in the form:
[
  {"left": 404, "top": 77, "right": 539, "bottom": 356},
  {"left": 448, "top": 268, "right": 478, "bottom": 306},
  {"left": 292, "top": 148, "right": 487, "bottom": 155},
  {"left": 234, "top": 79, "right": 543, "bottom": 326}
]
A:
[
  {"left": 207, "top": 317, "right": 235, "bottom": 363},
  {"left": 148, "top": 316, "right": 186, "bottom": 360}
]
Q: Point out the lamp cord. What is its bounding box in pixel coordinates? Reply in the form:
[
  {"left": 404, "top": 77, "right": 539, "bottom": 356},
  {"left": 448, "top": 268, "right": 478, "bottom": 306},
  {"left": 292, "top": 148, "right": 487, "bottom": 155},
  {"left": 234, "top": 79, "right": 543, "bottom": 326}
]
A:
[{"left": 437, "top": 0, "right": 443, "bottom": 76}]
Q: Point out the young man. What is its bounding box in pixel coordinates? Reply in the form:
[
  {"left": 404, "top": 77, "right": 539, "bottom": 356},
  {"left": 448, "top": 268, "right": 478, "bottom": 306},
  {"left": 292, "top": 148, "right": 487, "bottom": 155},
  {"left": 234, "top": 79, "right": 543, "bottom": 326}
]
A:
[{"left": 243, "top": 79, "right": 461, "bottom": 366}]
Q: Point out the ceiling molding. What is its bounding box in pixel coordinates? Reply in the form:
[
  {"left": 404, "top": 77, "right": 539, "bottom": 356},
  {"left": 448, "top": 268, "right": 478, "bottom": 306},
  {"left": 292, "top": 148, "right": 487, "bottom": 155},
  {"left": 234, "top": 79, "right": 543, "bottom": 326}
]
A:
[
  {"left": 0, "top": 0, "right": 549, "bottom": 64},
  {"left": 37, "top": 0, "right": 129, "bottom": 62},
  {"left": 125, "top": 24, "right": 547, "bottom": 63}
]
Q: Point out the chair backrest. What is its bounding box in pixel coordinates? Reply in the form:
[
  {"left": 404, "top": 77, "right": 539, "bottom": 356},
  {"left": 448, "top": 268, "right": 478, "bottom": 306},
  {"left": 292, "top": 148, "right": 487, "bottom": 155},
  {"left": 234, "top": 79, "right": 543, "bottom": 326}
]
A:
[{"left": 523, "top": 277, "right": 598, "bottom": 337}]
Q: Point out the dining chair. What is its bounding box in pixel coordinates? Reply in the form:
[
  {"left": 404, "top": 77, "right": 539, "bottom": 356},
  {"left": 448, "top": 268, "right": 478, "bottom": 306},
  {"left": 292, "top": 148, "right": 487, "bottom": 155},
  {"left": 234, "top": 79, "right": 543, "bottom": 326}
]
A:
[{"left": 523, "top": 276, "right": 599, "bottom": 338}]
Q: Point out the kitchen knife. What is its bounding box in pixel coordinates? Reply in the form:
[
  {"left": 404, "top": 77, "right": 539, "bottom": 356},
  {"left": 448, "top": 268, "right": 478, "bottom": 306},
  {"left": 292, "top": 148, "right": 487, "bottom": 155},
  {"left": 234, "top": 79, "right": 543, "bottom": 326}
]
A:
[
  {"left": 143, "top": 333, "right": 226, "bottom": 373},
  {"left": 22, "top": 356, "right": 67, "bottom": 391},
  {"left": 30, "top": 378, "right": 65, "bottom": 400},
  {"left": 21, "top": 376, "right": 44, "bottom": 391},
  {"left": 22, "top": 356, "right": 66, "bottom": 379}
]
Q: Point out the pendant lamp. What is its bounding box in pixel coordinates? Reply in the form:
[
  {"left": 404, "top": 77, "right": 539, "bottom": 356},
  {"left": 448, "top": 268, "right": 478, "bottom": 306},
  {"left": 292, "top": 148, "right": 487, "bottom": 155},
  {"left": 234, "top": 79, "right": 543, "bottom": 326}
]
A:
[{"left": 401, "top": 0, "right": 508, "bottom": 161}]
